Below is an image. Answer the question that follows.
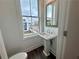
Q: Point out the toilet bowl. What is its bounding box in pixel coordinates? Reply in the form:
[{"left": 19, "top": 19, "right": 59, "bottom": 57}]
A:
[{"left": 9, "top": 52, "right": 27, "bottom": 59}]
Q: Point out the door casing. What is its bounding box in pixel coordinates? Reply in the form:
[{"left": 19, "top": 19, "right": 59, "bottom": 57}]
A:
[{"left": 56, "top": 0, "right": 71, "bottom": 59}]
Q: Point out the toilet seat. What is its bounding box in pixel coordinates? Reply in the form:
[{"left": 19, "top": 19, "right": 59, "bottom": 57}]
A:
[{"left": 9, "top": 52, "right": 27, "bottom": 59}]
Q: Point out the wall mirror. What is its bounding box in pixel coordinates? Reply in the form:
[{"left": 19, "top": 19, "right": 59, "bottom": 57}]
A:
[{"left": 46, "top": 0, "right": 58, "bottom": 27}]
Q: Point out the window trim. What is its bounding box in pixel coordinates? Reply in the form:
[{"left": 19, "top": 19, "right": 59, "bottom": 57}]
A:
[{"left": 23, "top": 16, "right": 39, "bottom": 18}]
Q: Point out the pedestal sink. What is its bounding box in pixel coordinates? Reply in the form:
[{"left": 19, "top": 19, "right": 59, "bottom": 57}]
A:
[
  {"left": 39, "top": 32, "right": 57, "bottom": 40},
  {"left": 38, "top": 32, "right": 57, "bottom": 56}
]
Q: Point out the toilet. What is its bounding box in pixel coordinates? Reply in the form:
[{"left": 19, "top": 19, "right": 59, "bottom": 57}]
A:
[
  {"left": 9, "top": 52, "right": 27, "bottom": 59},
  {"left": 0, "top": 30, "right": 27, "bottom": 59}
]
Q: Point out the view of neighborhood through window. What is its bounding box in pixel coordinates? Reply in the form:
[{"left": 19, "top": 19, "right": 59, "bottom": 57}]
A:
[{"left": 20, "top": 0, "right": 39, "bottom": 32}]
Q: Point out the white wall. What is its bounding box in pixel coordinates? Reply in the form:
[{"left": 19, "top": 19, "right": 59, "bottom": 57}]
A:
[
  {"left": 0, "top": 0, "right": 43, "bottom": 57},
  {"left": 39, "top": 0, "right": 45, "bottom": 32}
]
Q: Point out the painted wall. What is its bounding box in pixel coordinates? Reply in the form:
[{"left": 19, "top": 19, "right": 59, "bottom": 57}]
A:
[
  {"left": 0, "top": 0, "right": 43, "bottom": 57},
  {"left": 46, "top": 0, "right": 56, "bottom": 4}
]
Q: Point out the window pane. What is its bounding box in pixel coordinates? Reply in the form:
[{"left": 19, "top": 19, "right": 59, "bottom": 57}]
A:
[
  {"left": 47, "top": 4, "right": 53, "bottom": 18},
  {"left": 47, "top": 18, "right": 52, "bottom": 26},
  {"left": 31, "top": 0, "right": 38, "bottom": 16},
  {"left": 23, "top": 17, "right": 31, "bottom": 31},
  {"left": 20, "top": 0, "right": 30, "bottom": 16},
  {"left": 52, "top": 18, "right": 57, "bottom": 25},
  {"left": 31, "top": 18, "right": 39, "bottom": 32}
]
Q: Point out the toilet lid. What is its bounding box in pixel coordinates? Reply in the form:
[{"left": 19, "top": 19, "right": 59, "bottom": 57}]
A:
[{"left": 9, "top": 52, "right": 27, "bottom": 59}]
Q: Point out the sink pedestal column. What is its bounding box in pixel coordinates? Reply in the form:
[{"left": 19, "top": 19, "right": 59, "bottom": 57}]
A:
[{"left": 43, "top": 40, "right": 50, "bottom": 56}]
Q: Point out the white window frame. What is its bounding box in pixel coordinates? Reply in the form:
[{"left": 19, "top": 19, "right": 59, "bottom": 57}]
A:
[{"left": 16, "top": 0, "right": 45, "bottom": 38}]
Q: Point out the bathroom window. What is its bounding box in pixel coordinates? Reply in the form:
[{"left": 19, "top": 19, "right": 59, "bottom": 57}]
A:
[{"left": 20, "top": 0, "right": 39, "bottom": 33}]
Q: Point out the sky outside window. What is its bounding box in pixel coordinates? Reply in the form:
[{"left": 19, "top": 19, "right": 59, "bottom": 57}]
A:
[
  {"left": 20, "top": 0, "right": 38, "bottom": 16},
  {"left": 31, "top": 0, "right": 38, "bottom": 16}
]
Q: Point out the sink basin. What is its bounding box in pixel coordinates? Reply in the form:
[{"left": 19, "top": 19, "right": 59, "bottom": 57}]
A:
[{"left": 38, "top": 32, "right": 57, "bottom": 40}]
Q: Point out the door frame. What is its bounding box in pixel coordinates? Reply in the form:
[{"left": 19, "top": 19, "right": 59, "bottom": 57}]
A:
[{"left": 56, "top": 0, "right": 71, "bottom": 59}]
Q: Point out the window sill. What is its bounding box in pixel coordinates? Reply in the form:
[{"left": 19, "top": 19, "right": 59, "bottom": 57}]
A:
[
  {"left": 24, "top": 33, "right": 38, "bottom": 38},
  {"left": 24, "top": 29, "right": 38, "bottom": 39}
]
